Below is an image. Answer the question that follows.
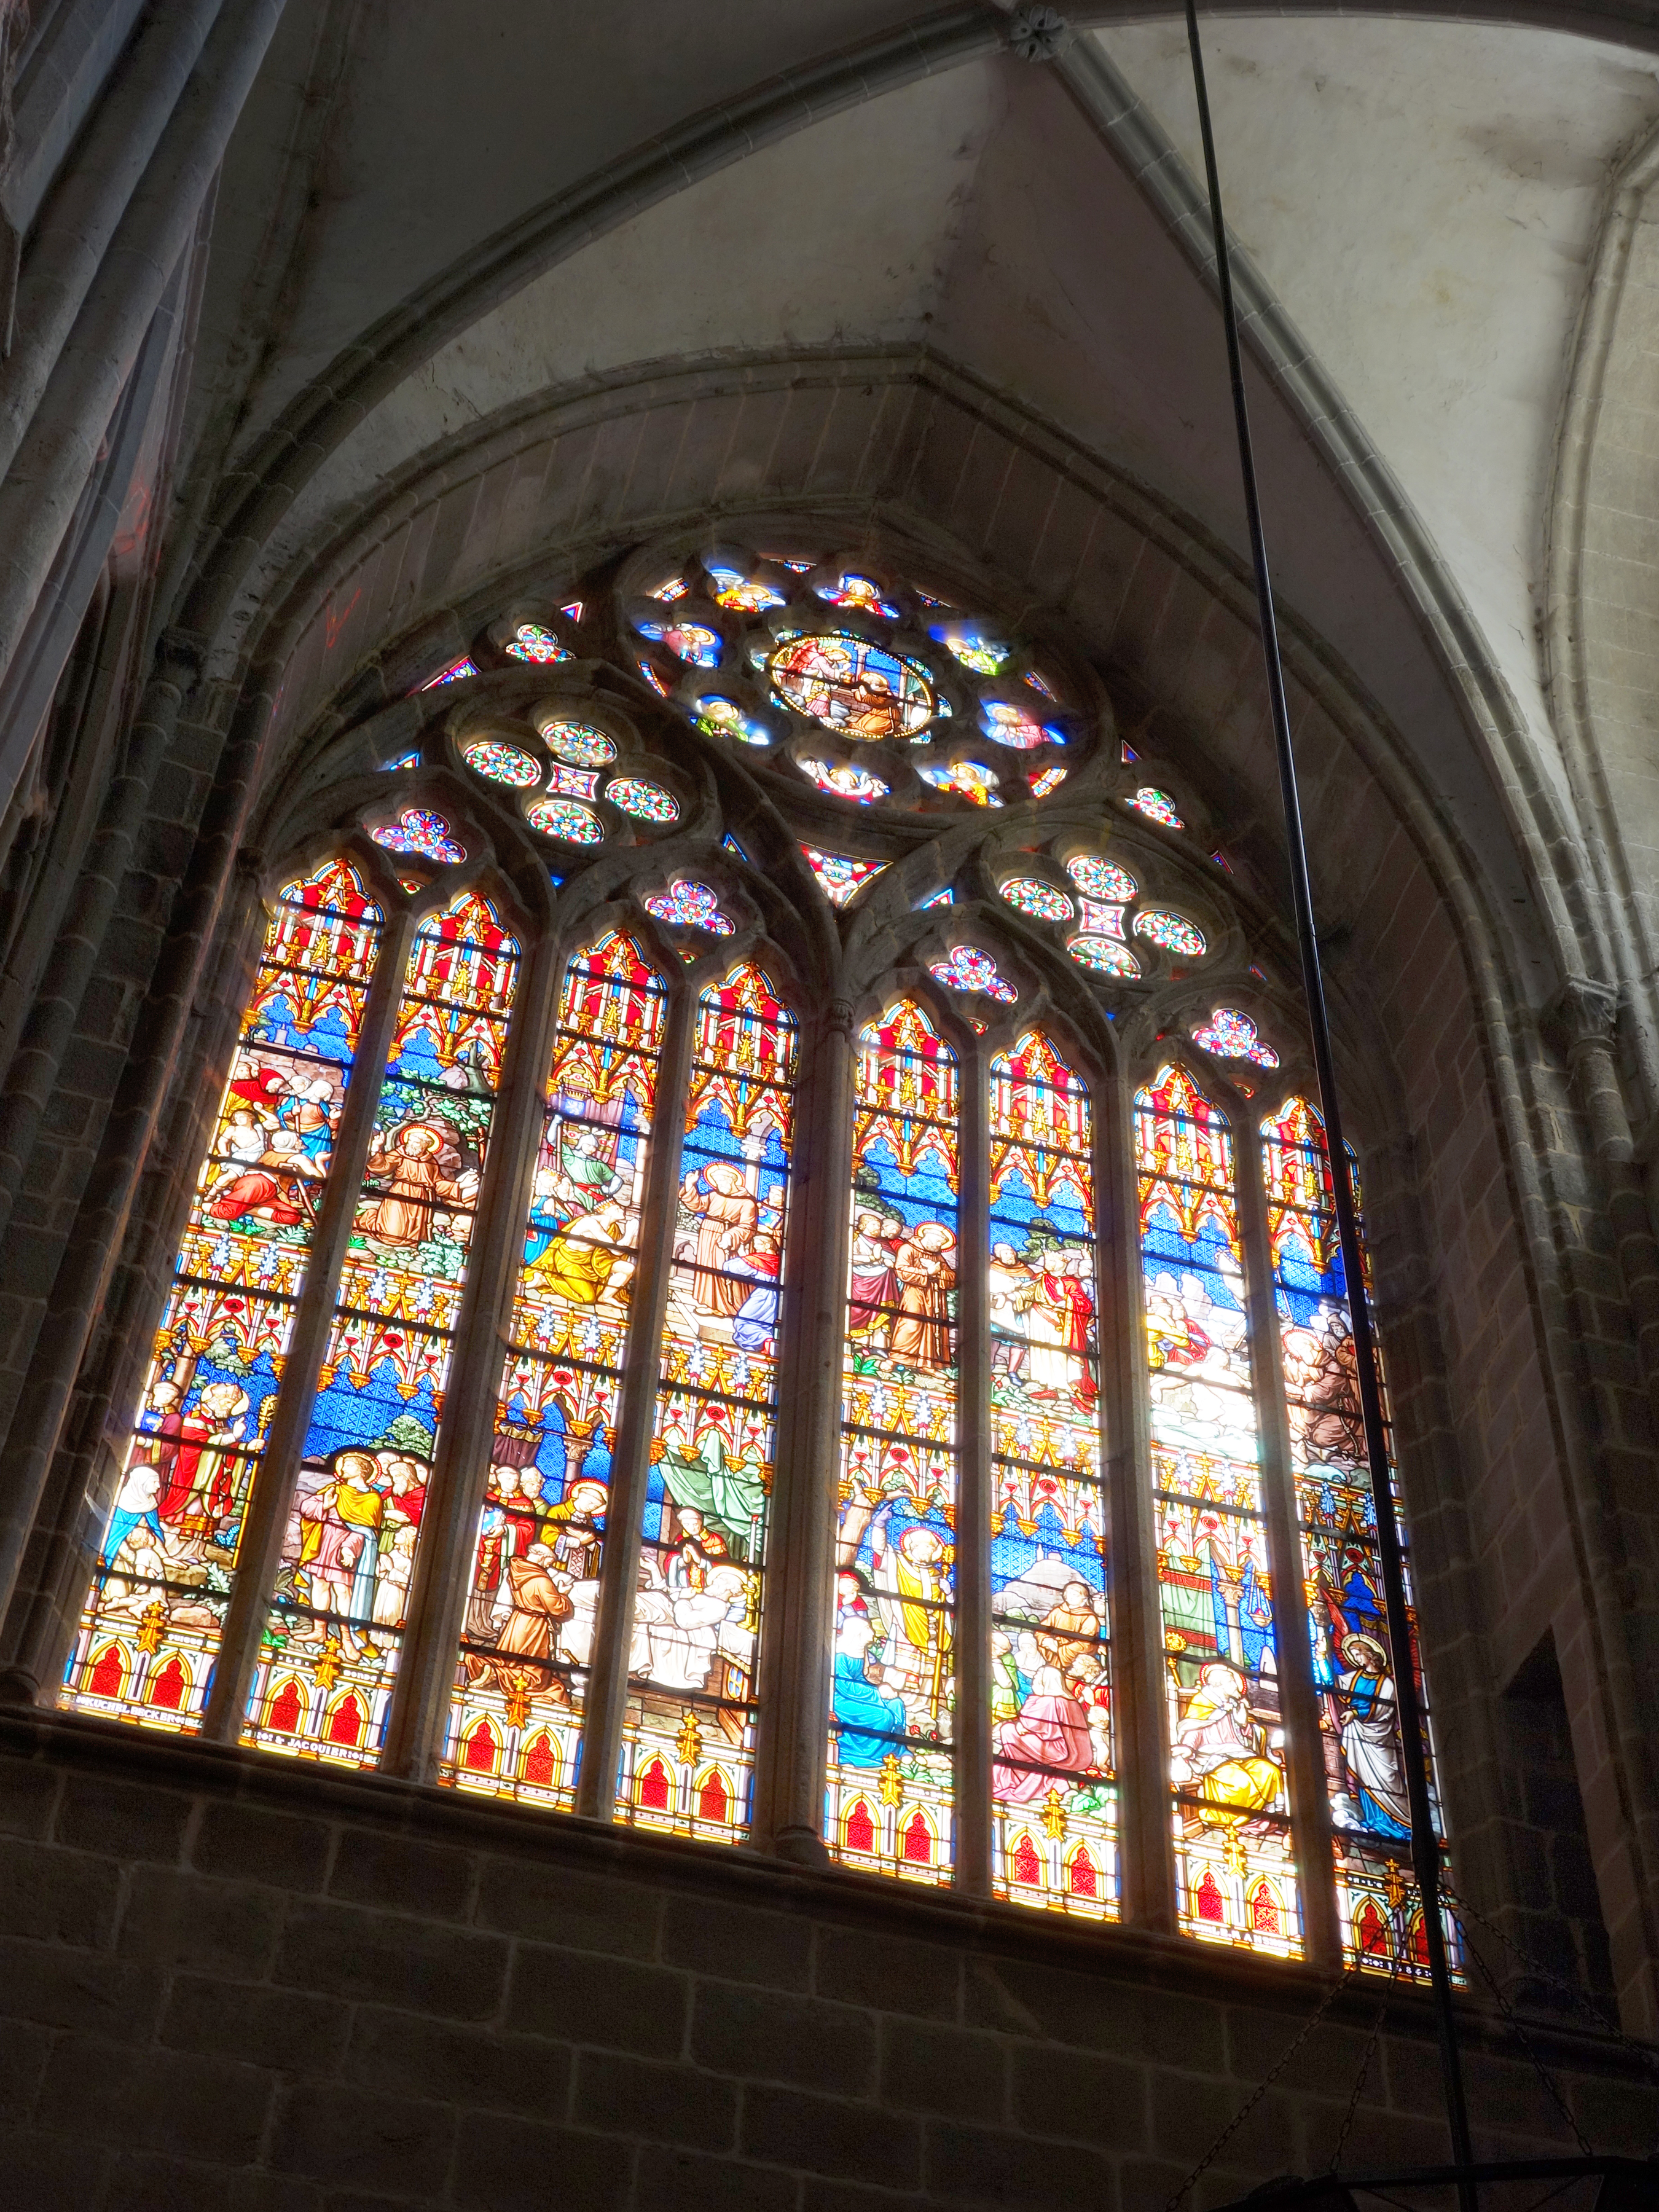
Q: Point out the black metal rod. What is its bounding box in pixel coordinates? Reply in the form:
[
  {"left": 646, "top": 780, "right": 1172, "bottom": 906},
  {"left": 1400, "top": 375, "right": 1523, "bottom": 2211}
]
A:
[{"left": 1180, "top": 0, "right": 1475, "bottom": 2187}]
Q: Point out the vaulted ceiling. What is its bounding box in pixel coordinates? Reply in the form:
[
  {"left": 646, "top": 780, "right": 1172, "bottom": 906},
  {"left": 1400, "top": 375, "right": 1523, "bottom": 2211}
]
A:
[{"left": 173, "top": 1, "right": 1659, "bottom": 1013}]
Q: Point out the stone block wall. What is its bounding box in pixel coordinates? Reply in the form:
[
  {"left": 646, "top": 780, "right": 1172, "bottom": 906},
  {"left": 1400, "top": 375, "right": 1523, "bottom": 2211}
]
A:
[{"left": 0, "top": 1712, "right": 1651, "bottom": 2212}]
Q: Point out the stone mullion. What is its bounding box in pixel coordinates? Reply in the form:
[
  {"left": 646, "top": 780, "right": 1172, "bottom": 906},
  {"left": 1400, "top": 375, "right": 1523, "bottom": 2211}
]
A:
[
  {"left": 573, "top": 982, "right": 696, "bottom": 1823},
  {"left": 200, "top": 901, "right": 417, "bottom": 1744},
  {"left": 748, "top": 997, "right": 855, "bottom": 1861},
  {"left": 1234, "top": 1105, "right": 1341, "bottom": 1969},
  {"left": 378, "top": 923, "right": 562, "bottom": 1782},
  {"left": 954, "top": 1033, "right": 992, "bottom": 1897},
  {"left": 1100, "top": 1061, "right": 1175, "bottom": 1932}
]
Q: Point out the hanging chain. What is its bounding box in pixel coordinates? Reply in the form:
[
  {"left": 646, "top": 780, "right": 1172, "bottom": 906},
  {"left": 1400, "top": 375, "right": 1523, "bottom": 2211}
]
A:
[
  {"left": 1326, "top": 2004, "right": 1387, "bottom": 2174},
  {"left": 1165, "top": 1966, "right": 1360, "bottom": 2212},
  {"left": 1450, "top": 1908, "right": 1594, "bottom": 2155}
]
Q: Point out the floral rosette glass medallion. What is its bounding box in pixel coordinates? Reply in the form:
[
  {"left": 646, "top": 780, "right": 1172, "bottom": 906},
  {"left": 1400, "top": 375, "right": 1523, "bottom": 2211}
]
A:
[
  {"left": 692, "top": 695, "right": 771, "bottom": 747},
  {"left": 929, "top": 622, "right": 1010, "bottom": 676},
  {"left": 1068, "top": 936, "right": 1140, "bottom": 979},
  {"left": 1066, "top": 855, "right": 1137, "bottom": 903},
  {"left": 1193, "top": 1007, "right": 1280, "bottom": 1068},
  {"left": 928, "top": 944, "right": 1017, "bottom": 1003},
  {"left": 998, "top": 877, "right": 1075, "bottom": 924},
  {"left": 371, "top": 808, "right": 465, "bottom": 863},
  {"left": 1075, "top": 898, "right": 1126, "bottom": 939},
  {"left": 525, "top": 796, "right": 603, "bottom": 844},
  {"left": 461, "top": 739, "right": 541, "bottom": 789},
  {"left": 1128, "top": 785, "right": 1185, "bottom": 829},
  {"left": 980, "top": 700, "right": 1061, "bottom": 751},
  {"left": 606, "top": 777, "right": 679, "bottom": 824},
  {"left": 1029, "top": 766, "right": 1067, "bottom": 799},
  {"left": 540, "top": 720, "right": 618, "bottom": 768},
  {"left": 642, "top": 880, "right": 735, "bottom": 935},
  {"left": 769, "top": 632, "right": 934, "bottom": 742},
  {"left": 815, "top": 572, "right": 900, "bottom": 619},
  {"left": 504, "top": 622, "right": 573, "bottom": 664},
  {"left": 798, "top": 757, "right": 888, "bottom": 804},
  {"left": 635, "top": 617, "right": 721, "bottom": 667},
  {"left": 705, "top": 562, "right": 785, "bottom": 613},
  {"left": 1133, "top": 909, "right": 1207, "bottom": 959}
]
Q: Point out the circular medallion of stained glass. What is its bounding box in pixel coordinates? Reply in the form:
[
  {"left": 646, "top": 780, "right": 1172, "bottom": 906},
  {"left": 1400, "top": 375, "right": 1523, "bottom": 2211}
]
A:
[
  {"left": 461, "top": 739, "right": 540, "bottom": 788},
  {"left": 930, "top": 945, "right": 1018, "bottom": 1003},
  {"left": 769, "top": 632, "right": 934, "bottom": 742},
  {"left": 1066, "top": 855, "right": 1137, "bottom": 903},
  {"left": 999, "top": 877, "right": 1075, "bottom": 923},
  {"left": 1193, "top": 1007, "right": 1279, "bottom": 1067},
  {"left": 980, "top": 700, "right": 1062, "bottom": 751},
  {"left": 1133, "top": 909, "right": 1206, "bottom": 958},
  {"left": 525, "top": 796, "right": 604, "bottom": 844},
  {"left": 539, "top": 719, "right": 618, "bottom": 767},
  {"left": 1067, "top": 935, "right": 1140, "bottom": 979},
  {"left": 606, "top": 776, "right": 678, "bottom": 824},
  {"left": 504, "top": 622, "right": 571, "bottom": 665}
]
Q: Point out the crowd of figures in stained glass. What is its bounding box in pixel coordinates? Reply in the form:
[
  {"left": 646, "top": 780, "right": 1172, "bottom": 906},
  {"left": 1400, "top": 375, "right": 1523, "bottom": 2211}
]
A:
[
  {"left": 251, "top": 888, "right": 519, "bottom": 1765},
  {"left": 1136, "top": 1065, "right": 1300, "bottom": 1954},
  {"left": 65, "top": 859, "right": 383, "bottom": 1728},
  {"left": 988, "top": 1035, "right": 1115, "bottom": 1916},
  {"left": 447, "top": 933, "right": 665, "bottom": 1810},
  {"left": 58, "top": 530, "right": 1449, "bottom": 1985},
  {"left": 1263, "top": 1096, "right": 1441, "bottom": 1979},
  {"left": 830, "top": 1001, "right": 961, "bottom": 1882}
]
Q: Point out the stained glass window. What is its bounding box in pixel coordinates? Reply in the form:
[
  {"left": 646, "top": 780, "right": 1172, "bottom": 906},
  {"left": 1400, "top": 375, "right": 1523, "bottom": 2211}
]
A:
[
  {"left": 622, "top": 964, "right": 798, "bottom": 1841},
  {"left": 801, "top": 849, "right": 887, "bottom": 907},
  {"left": 770, "top": 633, "right": 933, "bottom": 742},
  {"left": 63, "top": 538, "right": 1449, "bottom": 1988},
  {"left": 830, "top": 1002, "right": 960, "bottom": 1882},
  {"left": 447, "top": 933, "right": 667, "bottom": 1808},
  {"left": 1135, "top": 1065, "right": 1300, "bottom": 1953},
  {"left": 463, "top": 740, "right": 541, "bottom": 789},
  {"left": 706, "top": 563, "right": 785, "bottom": 613},
  {"left": 694, "top": 696, "right": 771, "bottom": 747},
  {"left": 1261, "top": 1097, "right": 1441, "bottom": 1978},
  {"left": 929, "top": 946, "right": 1017, "bottom": 1004},
  {"left": 918, "top": 761, "right": 1001, "bottom": 808},
  {"left": 548, "top": 766, "right": 600, "bottom": 801},
  {"left": 245, "top": 891, "right": 520, "bottom": 1766},
  {"left": 815, "top": 573, "right": 900, "bottom": 619},
  {"left": 64, "top": 860, "right": 384, "bottom": 1730},
  {"left": 420, "top": 656, "right": 477, "bottom": 690},
  {"left": 990, "top": 1033, "right": 1115, "bottom": 1916},
  {"left": 929, "top": 622, "right": 1010, "bottom": 675},
  {"left": 504, "top": 624, "right": 573, "bottom": 665},
  {"left": 635, "top": 618, "right": 720, "bottom": 667},
  {"left": 642, "top": 881, "right": 735, "bottom": 936},
  {"left": 998, "top": 877, "right": 1075, "bottom": 924},
  {"left": 372, "top": 810, "right": 466, "bottom": 865},
  {"left": 526, "top": 797, "right": 603, "bottom": 844},
  {"left": 981, "top": 702, "right": 1062, "bottom": 751},
  {"left": 1194, "top": 1009, "right": 1279, "bottom": 1069},
  {"left": 1129, "top": 787, "right": 1185, "bottom": 830},
  {"left": 606, "top": 777, "right": 679, "bottom": 825},
  {"left": 1068, "top": 938, "right": 1140, "bottom": 979},
  {"left": 541, "top": 721, "right": 618, "bottom": 768},
  {"left": 1134, "top": 910, "right": 1206, "bottom": 960},
  {"left": 1066, "top": 856, "right": 1136, "bottom": 904},
  {"left": 798, "top": 758, "right": 888, "bottom": 804}
]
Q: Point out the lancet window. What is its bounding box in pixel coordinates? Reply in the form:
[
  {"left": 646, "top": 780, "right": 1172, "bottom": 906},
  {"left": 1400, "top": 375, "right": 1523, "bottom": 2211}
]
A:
[{"left": 58, "top": 528, "right": 1443, "bottom": 1980}]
